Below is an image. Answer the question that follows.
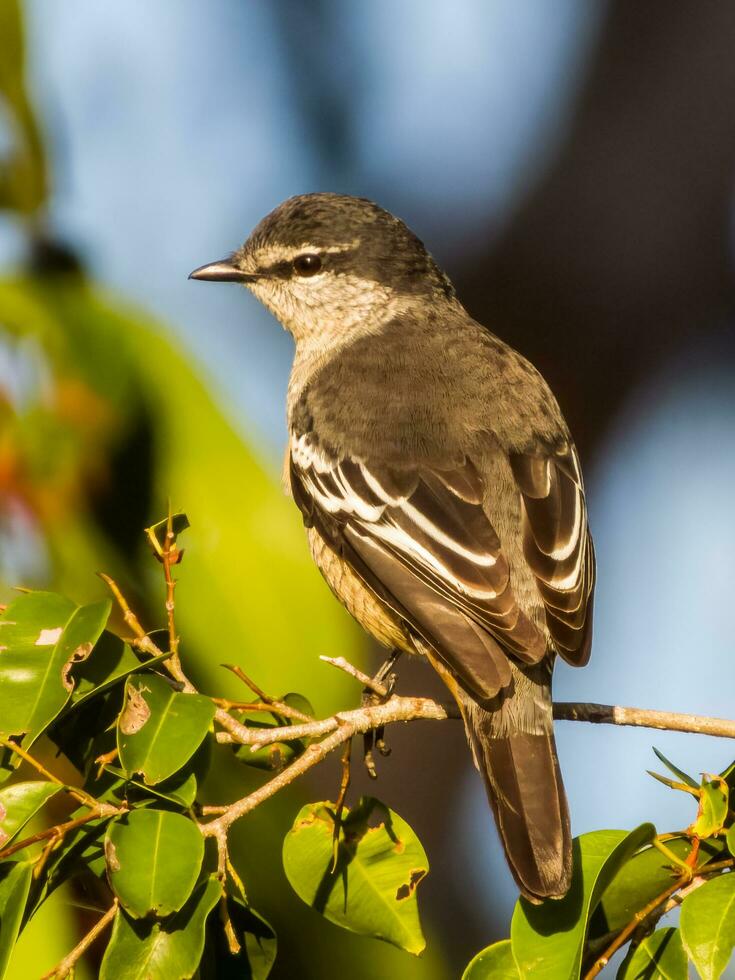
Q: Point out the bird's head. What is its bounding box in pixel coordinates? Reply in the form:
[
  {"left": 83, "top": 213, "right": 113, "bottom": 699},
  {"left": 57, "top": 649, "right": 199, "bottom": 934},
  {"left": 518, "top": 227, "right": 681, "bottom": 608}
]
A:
[{"left": 189, "top": 193, "right": 455, "bottom": 342}]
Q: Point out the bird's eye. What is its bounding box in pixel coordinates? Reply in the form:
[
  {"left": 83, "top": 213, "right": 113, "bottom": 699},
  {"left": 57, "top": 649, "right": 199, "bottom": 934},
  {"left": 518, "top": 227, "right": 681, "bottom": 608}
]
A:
[{"left": 292, "top": 253, "right": 323, "bottom": 277}]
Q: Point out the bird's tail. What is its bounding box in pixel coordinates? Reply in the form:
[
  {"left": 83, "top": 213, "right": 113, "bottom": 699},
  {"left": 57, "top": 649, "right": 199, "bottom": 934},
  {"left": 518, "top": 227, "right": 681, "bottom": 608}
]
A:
[{"left": 464, "top": 703, "right": 572, "bottom": 902}]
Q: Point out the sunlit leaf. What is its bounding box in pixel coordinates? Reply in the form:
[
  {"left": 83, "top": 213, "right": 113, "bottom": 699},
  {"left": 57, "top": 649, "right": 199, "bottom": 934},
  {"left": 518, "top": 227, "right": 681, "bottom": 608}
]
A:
[
  {"left": 726, "top": 826, "right": 735, "bottom": 858},
  {"left": 0, "top": 593, "right": 109, "bottom": 741},
  {"left": 692, "top": 778, "right": 729, "bottom": 838},
  {"left": 117, "top": 673, "right": 214, "bottom": 785},
  {"left": 282, "top": 797, "right": 428, "bottom": 955},
  {"left": 99, "top": 876, "right": 222, "bottom": 980},
  {"left": 0, "top": 861, "right": 33, "bottom": 980},
  {"left": 652, "top": 748, "right": 698, "bottom": 789},
  {"left": 510, "top": 824, "right": 655, "bottom": 980},
  {"left": 680, "top": 873, "right": 735, "bottom": 980},
  {"left": 462, "top": 939, "right": 519, "bottom": 979},
  {"left": 105, "top": 809, "right": 204, "bottom": 918},
  {"left": 0, "top": 782, "right": 60, "bottom": 849},
  {"left": 616, "top": 926, "right": 687, "bottom": 979}
]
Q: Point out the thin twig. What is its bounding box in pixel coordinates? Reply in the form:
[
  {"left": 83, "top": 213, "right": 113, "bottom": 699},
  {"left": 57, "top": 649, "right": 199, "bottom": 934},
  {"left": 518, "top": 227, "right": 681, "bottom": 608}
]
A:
[
  {"left": 0, "top": 808, "right": 118, "bottom": 863},
  {"left": 553, "top": 702, "right": 735, "bottom": 739},
  {"left": 319, "top": 655, "right": 388, "bottom": 697},
  {"left": 159, "top": 508, "right": 183, "bottom": 676},
  {"left": 40, "top": 899, "right": 119, "bottom": 980},
  {"left": 212, "top": 698, "right": 312, "bottom": 722},
  {"left": 221, "top": 664, "right": 313, "bottom": 722},
  {"left": 215, "top": 695, "right": 459, "bottom": 748},
  {"left": 0, "top": 737, "right": 100, "bottom": 811},
  {"left": 583, "top": 877, "right": 686, "bottom": 980}
]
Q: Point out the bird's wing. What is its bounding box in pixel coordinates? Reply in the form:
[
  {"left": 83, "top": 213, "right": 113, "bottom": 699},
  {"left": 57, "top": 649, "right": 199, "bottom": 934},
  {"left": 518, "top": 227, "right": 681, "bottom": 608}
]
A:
[
  {"left": 290, "top": 434, "right": 572, "bottom": 702},
  {"left": 508, "top": 446, "right": 595, "bottom": 666}
]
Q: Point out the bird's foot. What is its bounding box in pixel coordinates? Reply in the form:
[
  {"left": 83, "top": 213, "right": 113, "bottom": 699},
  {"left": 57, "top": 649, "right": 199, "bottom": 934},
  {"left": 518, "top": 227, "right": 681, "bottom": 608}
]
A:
[{"left": 362, "top": 650, "right": 401, "bottom": 777}]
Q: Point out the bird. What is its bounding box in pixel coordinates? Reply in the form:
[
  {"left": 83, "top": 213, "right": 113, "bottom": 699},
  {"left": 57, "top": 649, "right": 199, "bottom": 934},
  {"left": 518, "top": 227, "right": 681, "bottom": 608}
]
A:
[{"left": 190, "top": 193, "right": 595, "bottom": 902}]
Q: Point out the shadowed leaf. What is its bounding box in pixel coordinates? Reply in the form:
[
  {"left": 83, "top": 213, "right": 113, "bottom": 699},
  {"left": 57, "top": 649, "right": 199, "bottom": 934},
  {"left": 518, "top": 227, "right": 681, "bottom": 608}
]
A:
[
  {"left": 99, "top": 876, "right": 221, "bottom": 980},
  {"left": 511, "top": 824, "right": 656, "bottom": 980},
  {"left": 0, "top": 861, "right": 33, "bottom": 980},
  {"left": 616, "top": 926, "right": 687, "bottom": 979},
  {"left": 282, "top": 797, "right": 428, "bottom": 955}
]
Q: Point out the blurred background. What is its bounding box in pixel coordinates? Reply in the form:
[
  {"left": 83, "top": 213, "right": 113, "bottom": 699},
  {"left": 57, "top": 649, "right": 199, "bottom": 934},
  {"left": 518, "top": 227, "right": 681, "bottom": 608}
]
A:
[{"left": 1, "top": 1, "right": 734, "bottom": 976}]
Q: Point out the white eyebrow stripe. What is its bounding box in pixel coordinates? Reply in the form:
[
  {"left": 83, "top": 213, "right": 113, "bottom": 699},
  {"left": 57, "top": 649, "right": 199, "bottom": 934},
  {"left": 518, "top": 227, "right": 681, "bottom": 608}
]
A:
[{"left": 253, "top": 239, "right": 360, "bottom": 267}]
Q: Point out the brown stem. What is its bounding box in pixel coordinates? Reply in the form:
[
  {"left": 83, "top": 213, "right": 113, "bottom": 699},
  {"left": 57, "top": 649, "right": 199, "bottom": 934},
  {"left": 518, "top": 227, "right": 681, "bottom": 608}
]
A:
[
  {"left": 583, "top": 877, "right": 686, "bottom": 979},
  {"left": 0, "top": 737, "right": 100, "bottom": 811},
  {"left": 0, "top": 808, "right": 117, "bottom": 863},
  {"left": 40, "top": 899, "right": 118, "bottom": 979},
  {"left": 220, "top": 664, "right": 313, "bottom": 722}
]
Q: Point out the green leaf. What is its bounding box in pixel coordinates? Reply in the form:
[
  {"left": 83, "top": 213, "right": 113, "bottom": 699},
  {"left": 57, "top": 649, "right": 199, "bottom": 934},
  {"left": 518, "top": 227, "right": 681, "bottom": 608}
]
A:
[
  {"left": 282, "top": 797, "right": 428, "bottom": 955},
  {"left": 69, "top": 631, "right": 159, "bottom": 707},
  {"left": 511, "top": 824, "right": 656, "bottom": 980},
  {"left": 117, "top": 673, "right": 214, "bottom": 784},
  {"left": 462, "top": 939, "right": 519, "bottom": 979},
  {"left": 726, "top": 825, "right": 735, "bottom": 858},
  {"left": 616, "top": 926, "right": 687, "bottom": 979},
  {"left": 105, "top": 810, "right": 204, "bottom": 918},
  {"left": 232, "top": 729, "right": 304, "bottom": 773},
  {"left": 0, "top": 593, "right": 110, "bottom": 741},
  {"left": 0, "top": 781, "right": 60, "bottom": 848},
  {"left": 99, "top": 876, "right": 221, "bottom": 980},
  {"left": 592, "top": 835, "right": 725, "bottom": 939},
  {"left": 0, "top": 861, "right": 33, "bottom": 979},
  {"left": 693, "top": 778, "right": 729, "bottom": 838},
  {"left": 680, "top": 873, "right": 735, "bottom": 980},
  {"left": 103, "top": 764, "right": 198, "bottom": 809},
  {"left": 652, "top": 748, "right": 698, "bottom": 789},
  {"left": 718, "top": 759, "right": 735, "bottom": 789}
]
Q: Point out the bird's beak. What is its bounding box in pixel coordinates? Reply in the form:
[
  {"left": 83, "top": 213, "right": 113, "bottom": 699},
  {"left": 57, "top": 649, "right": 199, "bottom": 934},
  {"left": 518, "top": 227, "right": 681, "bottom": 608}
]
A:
[{"left": 188, "top": 258, "right": 259, "bottom": 283}]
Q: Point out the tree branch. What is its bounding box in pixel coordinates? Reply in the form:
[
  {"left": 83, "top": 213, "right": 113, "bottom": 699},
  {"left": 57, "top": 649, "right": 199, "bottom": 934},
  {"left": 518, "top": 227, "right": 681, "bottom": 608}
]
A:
[
  {"left": 552, "top": 702, "right": 735, "bottom": 739},
  {"left": 213, "top": 696, "right": 735, "bottom": 750}
]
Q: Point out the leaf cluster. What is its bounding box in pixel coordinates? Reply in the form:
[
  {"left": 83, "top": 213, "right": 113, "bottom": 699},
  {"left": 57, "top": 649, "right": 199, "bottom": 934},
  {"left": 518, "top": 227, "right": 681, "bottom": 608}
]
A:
[{"left": 465, "top": 752, "right": 735, "bottom": 979}]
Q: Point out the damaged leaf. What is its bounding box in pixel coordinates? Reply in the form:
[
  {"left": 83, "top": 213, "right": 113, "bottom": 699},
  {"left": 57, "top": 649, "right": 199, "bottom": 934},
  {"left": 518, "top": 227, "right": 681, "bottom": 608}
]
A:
[
  {"left": 282, "top": 797, "right": 428, "bottom": 955},
  {"left": 117, "top": 673, "right": 214, "bottom": 784},
  {"left": 692, "top": 777, "right": 729, "bottom": 838},
  {"left": 0, "top": 592, "right": 110, "bottom": 742}
]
